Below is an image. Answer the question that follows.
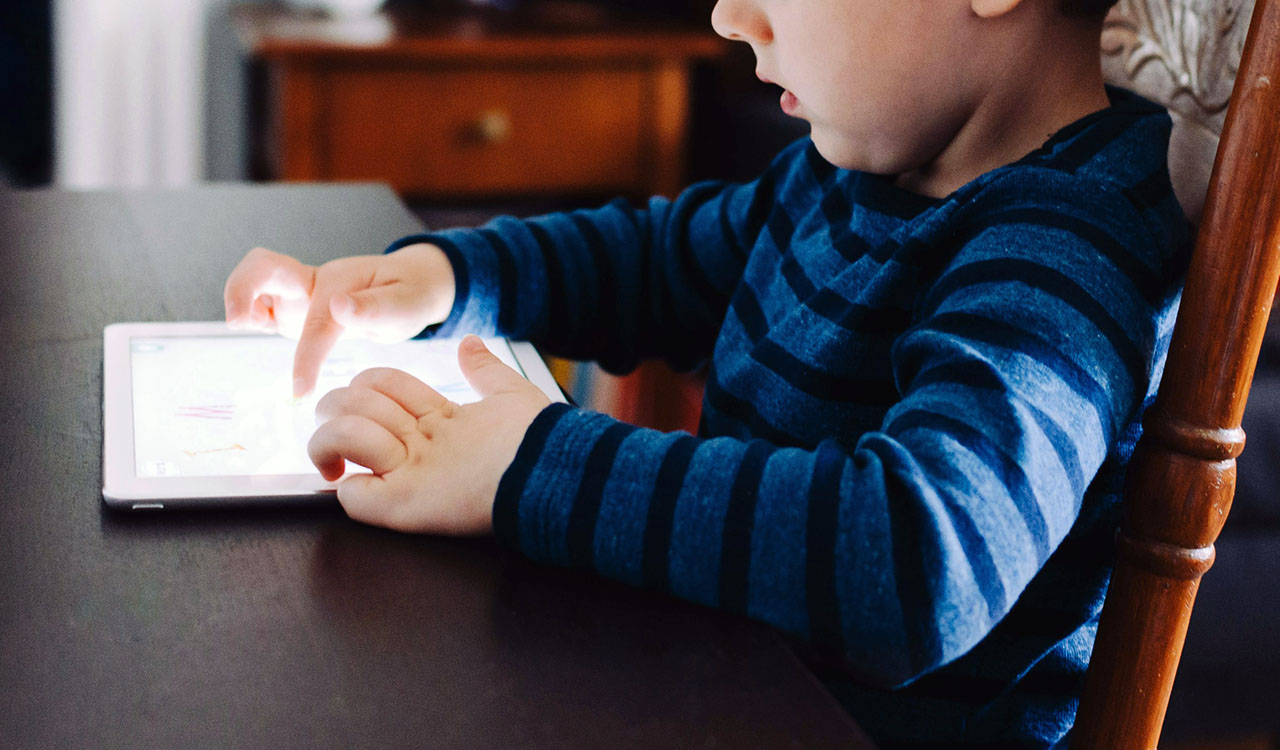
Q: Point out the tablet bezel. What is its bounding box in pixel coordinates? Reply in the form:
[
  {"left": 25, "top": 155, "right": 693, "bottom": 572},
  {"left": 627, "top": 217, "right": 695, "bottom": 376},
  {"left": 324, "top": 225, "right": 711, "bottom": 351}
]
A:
[{"left": 102, "top": 322, "right": 567, "bottom": 510}]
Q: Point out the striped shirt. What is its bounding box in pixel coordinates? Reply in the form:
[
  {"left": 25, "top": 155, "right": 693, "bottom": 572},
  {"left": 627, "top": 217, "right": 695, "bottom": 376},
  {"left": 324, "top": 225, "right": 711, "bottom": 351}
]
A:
[{"left": 388, "top": 87, "right": 1190, "bottom": 747}]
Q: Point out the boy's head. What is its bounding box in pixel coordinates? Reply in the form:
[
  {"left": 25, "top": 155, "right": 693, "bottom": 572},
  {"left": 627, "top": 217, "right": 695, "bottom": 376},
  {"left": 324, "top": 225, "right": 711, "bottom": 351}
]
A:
[{"left": 712, "top": 0, "right": 1118, "bottom": 196}]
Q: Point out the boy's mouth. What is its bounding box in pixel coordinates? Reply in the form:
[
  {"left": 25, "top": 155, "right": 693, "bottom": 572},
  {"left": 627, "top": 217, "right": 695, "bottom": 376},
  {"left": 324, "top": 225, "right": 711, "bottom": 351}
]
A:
[{"left": 780, "top": 90, "right": 800, "bottom": 116}]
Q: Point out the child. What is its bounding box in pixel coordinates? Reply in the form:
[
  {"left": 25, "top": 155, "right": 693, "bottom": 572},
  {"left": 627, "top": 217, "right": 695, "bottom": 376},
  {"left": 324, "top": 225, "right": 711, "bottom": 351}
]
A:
[{"left": 223, "top": 0, "right": 1189, "bottom": 745}]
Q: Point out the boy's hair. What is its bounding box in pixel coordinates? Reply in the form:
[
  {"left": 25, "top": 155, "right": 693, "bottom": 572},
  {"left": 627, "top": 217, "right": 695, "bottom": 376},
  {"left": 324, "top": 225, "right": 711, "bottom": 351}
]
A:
[{"left": 1061, "top": 0, "right": 1120, "bottom": 18}]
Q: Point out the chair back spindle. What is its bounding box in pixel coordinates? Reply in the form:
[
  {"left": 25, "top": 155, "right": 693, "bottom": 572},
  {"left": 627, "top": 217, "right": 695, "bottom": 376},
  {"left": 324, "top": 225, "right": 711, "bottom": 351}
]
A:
[{"left": 1073, "top": 0, "right": 1280, "bottom": 746}]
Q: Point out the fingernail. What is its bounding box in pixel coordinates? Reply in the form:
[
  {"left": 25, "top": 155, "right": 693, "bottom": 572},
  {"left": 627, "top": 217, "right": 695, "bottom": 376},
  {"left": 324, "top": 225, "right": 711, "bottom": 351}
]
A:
[{"left": 293, "top": 377, "right": 307, "bottom": 397}]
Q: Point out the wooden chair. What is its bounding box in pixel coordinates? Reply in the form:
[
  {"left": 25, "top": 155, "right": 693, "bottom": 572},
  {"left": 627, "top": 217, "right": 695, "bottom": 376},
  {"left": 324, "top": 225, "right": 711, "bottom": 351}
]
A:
[{"left": 1072, "top": 0, "right": 1280, "bottom": 746}]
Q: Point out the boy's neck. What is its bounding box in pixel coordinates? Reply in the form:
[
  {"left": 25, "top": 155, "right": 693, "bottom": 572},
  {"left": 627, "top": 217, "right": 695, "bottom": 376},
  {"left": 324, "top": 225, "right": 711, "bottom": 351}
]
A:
[{"left": 893, "top": 21, "right": 1111, "bottom": 199}]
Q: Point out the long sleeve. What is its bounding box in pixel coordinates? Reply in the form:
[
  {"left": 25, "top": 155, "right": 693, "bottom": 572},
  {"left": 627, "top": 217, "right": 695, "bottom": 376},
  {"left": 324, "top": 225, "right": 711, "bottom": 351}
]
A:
[
  {"left": 490, "top": 169, "right": 1183, "bottom": 688},
  {"left": 395, "top": 90, "right": 1189, "bottom": 746},
  {"left": 385, "top": 142, "right": 811, "bottom": 373}
]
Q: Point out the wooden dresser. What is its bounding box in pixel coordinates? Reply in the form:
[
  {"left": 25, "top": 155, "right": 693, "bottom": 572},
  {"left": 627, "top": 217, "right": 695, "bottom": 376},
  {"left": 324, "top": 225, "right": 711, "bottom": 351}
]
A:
[{"left": 234, "top": 4, "right": 724, "bottom": 200}]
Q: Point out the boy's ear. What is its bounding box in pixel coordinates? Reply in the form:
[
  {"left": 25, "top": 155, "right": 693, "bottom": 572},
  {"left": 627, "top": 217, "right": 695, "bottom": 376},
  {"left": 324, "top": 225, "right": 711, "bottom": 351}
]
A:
[{"left": 971, "top": 0, "right": 1024, "bottom": 18}]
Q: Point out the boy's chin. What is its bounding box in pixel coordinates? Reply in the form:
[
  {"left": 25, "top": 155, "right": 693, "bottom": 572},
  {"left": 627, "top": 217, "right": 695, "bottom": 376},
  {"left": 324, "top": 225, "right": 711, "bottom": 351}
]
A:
[
  {"left": 810, "top": 129, "right": 935, "bottom": 188},
  {"left": 808, "top": 132, "right": 883, "bottom": 173}
]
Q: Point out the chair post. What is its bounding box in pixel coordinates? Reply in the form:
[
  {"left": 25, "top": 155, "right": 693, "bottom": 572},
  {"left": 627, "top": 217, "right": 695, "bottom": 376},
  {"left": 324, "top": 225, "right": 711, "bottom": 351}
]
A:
[{"left": 1072, "top": 0, "right": 1280, "bottom": 747}]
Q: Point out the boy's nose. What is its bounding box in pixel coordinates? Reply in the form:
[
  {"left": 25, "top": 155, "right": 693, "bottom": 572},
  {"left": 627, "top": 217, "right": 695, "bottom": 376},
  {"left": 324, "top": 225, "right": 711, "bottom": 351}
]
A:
[{"left": 710, "top": 0, "right": 773, "bottom": 45}]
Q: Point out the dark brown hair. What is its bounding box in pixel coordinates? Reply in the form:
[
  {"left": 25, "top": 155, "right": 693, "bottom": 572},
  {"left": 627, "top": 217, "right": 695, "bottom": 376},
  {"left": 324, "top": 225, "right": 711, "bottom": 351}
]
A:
[{"left": 1061, "top": 0, "right": 1121, "bottom": 19}]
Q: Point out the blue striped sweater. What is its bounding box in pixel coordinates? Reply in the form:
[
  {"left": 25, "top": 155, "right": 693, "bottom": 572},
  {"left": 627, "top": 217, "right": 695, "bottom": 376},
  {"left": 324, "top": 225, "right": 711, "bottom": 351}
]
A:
[{"left": 388, "top": 88, "right": 1189, "bottom": 747}]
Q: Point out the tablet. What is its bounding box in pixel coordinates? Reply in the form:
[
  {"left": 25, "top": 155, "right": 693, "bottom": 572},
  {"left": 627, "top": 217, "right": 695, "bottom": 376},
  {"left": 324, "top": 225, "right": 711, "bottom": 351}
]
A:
[{"left": 102, "top": 322, "right": 566, "bottom": 510}]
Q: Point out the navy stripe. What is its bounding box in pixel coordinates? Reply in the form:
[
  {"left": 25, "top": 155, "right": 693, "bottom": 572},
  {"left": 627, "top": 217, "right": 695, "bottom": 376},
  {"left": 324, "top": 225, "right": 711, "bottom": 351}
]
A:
[
  {"left": 807, "top": 289, "right": 913, "bottom": 336},
  {"left": 730, "top": 282, "right": 770, "bottom": 342},
  {"left": 568, "top": 212, "right": 623, "bottom": 348},
  {"left": 909, "top": 357, "right": 1008, "bottom": 394},
  {"left": 527, "top": 222, "right": 567, "bottom": 346},
  {"left": 853, "top": 172, "right": 940, "bottom": 220},
  {"left": 478, "top": 227, "right": 519, "bottom": 335},
  {"left": 702, "top": 375, "right": 811, "bottom": 448},
  {"left": 717, "top": 187, "right": 749, "bottom": 264},
  {"left": 881, "top": 434, "right": 1010, "bottom": 625},
  {"left": 923, "top": 311, "right": 1115, "bottom": 438},
  {"left": 666, "top": 184, "right": 731, "bottom": 311},
  {"left": 547, "top": 215, "right": 602, "bottom": 350},
  {"left": 897, "top": 205, "right": 1162, "bottom": 311},
  {"left": 731, "top": 286, "right": 900, "bottom": 404},
  {"left": 881, "top": 445, "right": 948, "bottom": 673},
  {"left": 830, "top": 225, "right": 875, "bottom": 265},
  {"left": 641, "top": 435, "right": 698, "bottom": 589},
  {"left": 1121, "top": 167, "right": 1176, "bottom": 212},
  {"left": 1164, "top": 237, "right": 1193, "bottom": 287},
  {"left": 869, "top": 237, "right": 906, "bottom": 266},
  {"left": 764, "top": 203, "right": 797, "bottom": 257},
  {"left": 753, "top": 338, "right": 900, "bottom": 405},
  {"left": 565, "top": 422, "right": 634, "bottom": 568},
  {"left": 806, "top": 439, "right": 846, "bottom": 649},
  {"left": 1015, "top": 660, "right": 1086, "bottom": 699},
  {"left": 979, "top": 207, "right": 1162, "bottom": 306},
  {"left": 922, "top": 258, "right": 1147, "bottom": 395},
  {"left": 819, "top": 186, "right": 858, "bottom": 262},
  {"left": 492, "top": 403, "right": 573, "bottom": 548},
  {"left": 887, "top": 408, "right": 1050, "bottom": 563},
  {"left": 910, "top": 359, "right": 1086, "bottom": 499},
  {"left": 740, "top": 170, "right": 779, "bottom": 251},
  {"left": 718, "top": 440, "right": 774, "bottom": 613},
  {"left": 1050, "top": 112, "right": 1138, "bottom": 172},
  {"left": 803, "top": 141, "right": 837, "bottom": 188},
  {"left": 779, "top": 250, "right": 817, "bottom": 301},
  {"left": 1024, "top": 401, "right": 1086, "bottom": 500}
]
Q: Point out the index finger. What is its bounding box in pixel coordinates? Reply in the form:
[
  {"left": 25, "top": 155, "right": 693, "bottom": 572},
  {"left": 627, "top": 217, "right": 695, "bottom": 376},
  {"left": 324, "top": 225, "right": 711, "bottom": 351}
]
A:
[
  {"left": 292, "top": 308, "right": 342, "bottom": 397},
  {"left": 224, "top": 247, "right": 313, "bottom": 329},
  {"left": 292, "top": 275, "right": 351, "bottom": 398}
]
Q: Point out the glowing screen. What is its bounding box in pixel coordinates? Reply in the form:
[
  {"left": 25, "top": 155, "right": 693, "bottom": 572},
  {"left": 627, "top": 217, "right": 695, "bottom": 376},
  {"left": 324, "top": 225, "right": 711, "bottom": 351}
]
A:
[{"left": 129, "top": 335, "right": 519, "bottom": 478}]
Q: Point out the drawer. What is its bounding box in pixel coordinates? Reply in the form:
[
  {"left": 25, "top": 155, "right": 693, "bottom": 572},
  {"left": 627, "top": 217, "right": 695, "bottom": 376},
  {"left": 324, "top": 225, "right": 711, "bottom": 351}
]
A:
[{"left": 320, "top": 66, "right": 649, "bottom": 196}]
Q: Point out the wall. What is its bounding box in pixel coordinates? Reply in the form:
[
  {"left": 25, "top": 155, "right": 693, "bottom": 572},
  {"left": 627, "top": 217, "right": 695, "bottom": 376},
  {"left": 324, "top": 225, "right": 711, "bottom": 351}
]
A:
[{"left": 54, "top": 0, "right": 214, "bottom": 187}]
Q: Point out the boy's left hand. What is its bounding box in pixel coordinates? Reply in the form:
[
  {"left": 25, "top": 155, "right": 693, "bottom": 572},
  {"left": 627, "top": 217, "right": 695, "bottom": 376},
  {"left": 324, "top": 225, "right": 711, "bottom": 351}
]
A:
[{"left": 308, "top": 335, "right": 552, "bottom": 535}]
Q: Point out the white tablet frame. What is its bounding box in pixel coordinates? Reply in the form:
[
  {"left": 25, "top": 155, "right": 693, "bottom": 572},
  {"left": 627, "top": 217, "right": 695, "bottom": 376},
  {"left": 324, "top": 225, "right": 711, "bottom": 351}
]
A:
[{"left": 102, "top": 322, "right": 567, "bottom": 510}]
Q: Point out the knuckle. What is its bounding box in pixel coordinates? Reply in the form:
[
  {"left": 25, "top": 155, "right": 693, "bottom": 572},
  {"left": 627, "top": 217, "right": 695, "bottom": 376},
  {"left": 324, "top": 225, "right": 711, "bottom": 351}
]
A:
[
  {"left": 314, "top": 387, "right": 349, "bottom": 420},
  {"left": 350, "top": 367, "right": 395, "bottom": 390},
  {"left": 301, "top": 310, "right": 335, "bottom": 334},
  {"left": 331, "top": 415, "right": 361, "bottom": 443}
]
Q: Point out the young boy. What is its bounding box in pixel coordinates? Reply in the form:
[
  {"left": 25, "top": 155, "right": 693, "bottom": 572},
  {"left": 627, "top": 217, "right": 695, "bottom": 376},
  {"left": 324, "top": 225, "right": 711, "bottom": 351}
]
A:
[{"left": 224, "top": 0, "right": 1189, "bottom": 745}]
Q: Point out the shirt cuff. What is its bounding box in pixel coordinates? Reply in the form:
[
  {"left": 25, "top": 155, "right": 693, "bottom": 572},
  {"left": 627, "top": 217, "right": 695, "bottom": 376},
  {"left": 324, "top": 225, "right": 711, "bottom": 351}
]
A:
[
  {"left": 493, "top": 401, "right": 574, "bottom": 549},
  {"left": 383, "top": 230, "right": 495, "bottom": 338}
]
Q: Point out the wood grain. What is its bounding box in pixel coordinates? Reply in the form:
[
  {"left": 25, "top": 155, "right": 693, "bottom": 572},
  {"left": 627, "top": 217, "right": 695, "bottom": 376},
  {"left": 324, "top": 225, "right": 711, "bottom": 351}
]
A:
[
  {"left": 0, "top": 184, "right": 873, "bottom": 749},
  {"left": 236, "top": 4, "right": 724, "bottom": 200},
  {"left": 1072, "top": 0, "right": 1280, "bottom": 746}
]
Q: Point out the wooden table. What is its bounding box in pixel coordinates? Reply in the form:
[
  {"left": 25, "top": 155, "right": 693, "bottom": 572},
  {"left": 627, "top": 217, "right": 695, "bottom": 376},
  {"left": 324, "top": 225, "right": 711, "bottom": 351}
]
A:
[
  {"left": 235, "top": 5, "right": 724, "bottom": 199},
  {"left": 0, "top": 184, "right": 873, "bottom": 748}
]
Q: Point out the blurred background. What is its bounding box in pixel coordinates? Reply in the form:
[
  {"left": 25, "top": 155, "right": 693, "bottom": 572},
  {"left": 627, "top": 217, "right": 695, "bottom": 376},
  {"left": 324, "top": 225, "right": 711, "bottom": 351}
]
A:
[{"left": 3, "top": 0, "right": 805, "bottom": 196}]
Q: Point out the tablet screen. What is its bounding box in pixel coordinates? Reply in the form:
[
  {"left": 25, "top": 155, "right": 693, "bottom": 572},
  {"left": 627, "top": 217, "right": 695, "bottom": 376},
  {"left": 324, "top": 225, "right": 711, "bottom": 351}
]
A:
[{"left": 128, "top": 335, "right": 520, "bottom": 479}]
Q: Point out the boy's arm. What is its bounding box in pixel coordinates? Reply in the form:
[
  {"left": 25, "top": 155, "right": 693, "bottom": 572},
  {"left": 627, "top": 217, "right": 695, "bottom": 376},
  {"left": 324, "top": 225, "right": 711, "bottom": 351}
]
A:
[
  {"left": 389, "top": 141, "right": 803, "bottom": 373},
  {"left": 491, "top": 182, "right": 1180, "bottom": 687}
]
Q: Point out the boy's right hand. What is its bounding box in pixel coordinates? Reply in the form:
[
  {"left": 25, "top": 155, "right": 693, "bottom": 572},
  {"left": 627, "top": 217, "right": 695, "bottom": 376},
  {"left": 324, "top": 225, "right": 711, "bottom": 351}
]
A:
[{"left": 223, "top": 243, "right": 455, "bottom": 397}]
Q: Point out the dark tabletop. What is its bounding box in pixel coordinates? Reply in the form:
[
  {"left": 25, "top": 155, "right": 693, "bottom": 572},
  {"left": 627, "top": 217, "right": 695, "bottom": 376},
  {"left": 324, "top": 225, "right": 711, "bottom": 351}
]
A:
[{"left": 0, "top": 184, "right": 872, "bottom": 749}]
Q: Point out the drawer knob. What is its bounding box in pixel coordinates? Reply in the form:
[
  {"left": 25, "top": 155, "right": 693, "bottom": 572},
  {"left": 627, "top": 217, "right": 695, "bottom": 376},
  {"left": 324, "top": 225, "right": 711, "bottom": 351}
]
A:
[{"left": 473, "top": 109, "right": 512, "bottom": 144}]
